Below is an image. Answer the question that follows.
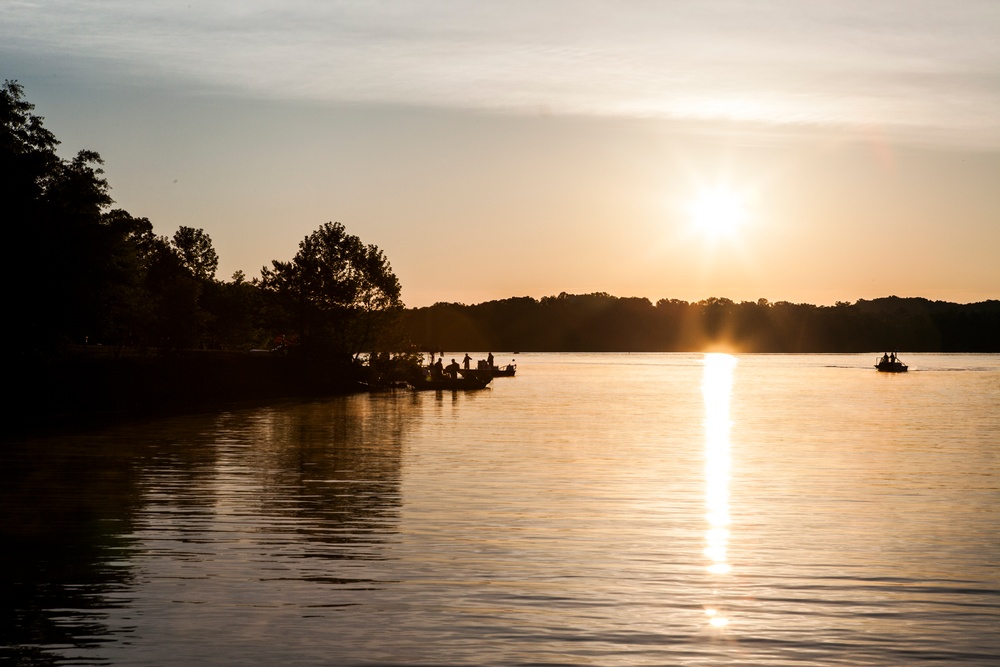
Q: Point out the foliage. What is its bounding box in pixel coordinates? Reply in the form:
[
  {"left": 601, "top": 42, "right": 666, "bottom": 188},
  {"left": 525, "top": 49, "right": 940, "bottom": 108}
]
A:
[
  {"left": 201, "top": 272, "right": 268, "bottom": 350},
  {"left": 400, "top": 294, "right": 1000, "bottom": 353},
  {"left": 172, "top": 226, "right": 219, "bottom": 281},
  {"left": 3, "top": 81, "right": 404, "bottom": 426},
  {"left": 3, "top": 80, "right": 121, "bottom": 351},
  {"left": 1, "top": 80, "right": 258, "bottom": 354},
  {"left": 365, "top": 349, "right": 425, "bottom": 386},
  {"left": 260, "top": 222, "right": 403, "bottom": 358}
]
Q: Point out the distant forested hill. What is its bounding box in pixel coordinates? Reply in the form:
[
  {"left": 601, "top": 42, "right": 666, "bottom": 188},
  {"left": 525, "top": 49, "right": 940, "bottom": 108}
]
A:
[{"left": 400, "top": 294, "right": 1000, "bottom": 353}]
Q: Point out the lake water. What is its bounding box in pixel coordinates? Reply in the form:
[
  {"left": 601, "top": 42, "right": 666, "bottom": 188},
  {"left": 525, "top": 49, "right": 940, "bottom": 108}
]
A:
[{"left": 3, "top": 353, "right": 999, "bottom": 665}]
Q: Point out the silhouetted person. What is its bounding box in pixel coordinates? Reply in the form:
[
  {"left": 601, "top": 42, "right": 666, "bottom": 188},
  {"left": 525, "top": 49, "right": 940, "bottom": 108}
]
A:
[
  {"left": 463, "top": 353, "right": 472, "bottom": 370},
  {"left": 432, "top": 358, "right": 444, "bottom": 379},
  {"left": 446, "top": 359, "right": 460, "bottom": 379},
  {"left": 487, "top": 352, "right": 494, "bottom": 368}
]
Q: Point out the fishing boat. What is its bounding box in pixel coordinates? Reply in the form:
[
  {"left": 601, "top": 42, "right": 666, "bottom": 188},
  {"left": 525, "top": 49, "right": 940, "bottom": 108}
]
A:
[
  {"left": 490, "top": 363, "right": 516, "bottom": 377},
  {"left": 459, "top": 364, "right": 516, "bottom": 378},
  {"left": 456, "top": 367, "right": 495, "bottom": 382},
  {"left": 875, "top": 353, "right": 908, "bottom": 373}
]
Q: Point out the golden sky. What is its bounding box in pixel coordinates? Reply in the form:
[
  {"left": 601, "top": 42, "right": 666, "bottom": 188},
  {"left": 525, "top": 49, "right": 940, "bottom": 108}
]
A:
[{"left": 4, "top": 1, "right": 998, "bottom": 306}]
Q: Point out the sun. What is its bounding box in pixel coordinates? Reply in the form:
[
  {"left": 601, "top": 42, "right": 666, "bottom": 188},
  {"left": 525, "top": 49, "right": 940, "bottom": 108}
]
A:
[{"left": 687, "top": 186, "right": 748, "bottom": 239}]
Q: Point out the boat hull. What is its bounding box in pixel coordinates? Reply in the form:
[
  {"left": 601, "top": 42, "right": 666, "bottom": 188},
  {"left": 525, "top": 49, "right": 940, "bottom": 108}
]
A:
[
  {"left": 458, "top": 366, "right": 516, "bottom": 379},
  {"left": 875, "top": 361, "right": 908, "bottom": 373}
]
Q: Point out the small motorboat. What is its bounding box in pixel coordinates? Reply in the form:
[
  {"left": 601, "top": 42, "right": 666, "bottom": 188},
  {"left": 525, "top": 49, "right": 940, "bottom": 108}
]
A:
[
  {"left": 490, "top": 363, "right": 516, "bottom": 377},
  {"left": 875, "top": 353, "right": 908, "bottom": 373},
  {"left": 457, "top": 355, "right": 518, "bottom": 379}
]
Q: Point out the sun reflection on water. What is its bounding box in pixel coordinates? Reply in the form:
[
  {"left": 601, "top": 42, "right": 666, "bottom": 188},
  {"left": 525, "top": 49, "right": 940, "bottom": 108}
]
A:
[{"left": 702, "top": 352, "right": 736, "bottom": 628}]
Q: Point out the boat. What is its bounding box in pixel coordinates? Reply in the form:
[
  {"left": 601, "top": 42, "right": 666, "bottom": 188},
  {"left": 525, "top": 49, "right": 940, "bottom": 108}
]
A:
[
  {"left": 459, "top": 364, "right": 516, "bottom": 378},
  {"left": 409, "top": 373, "right": 492, "bottom": 391},
  {"left": 875, "top": 353, "right": 908, "bottom": 373},
  {"left": 457, "top": 367, "right": 493, "bottom": 381}
]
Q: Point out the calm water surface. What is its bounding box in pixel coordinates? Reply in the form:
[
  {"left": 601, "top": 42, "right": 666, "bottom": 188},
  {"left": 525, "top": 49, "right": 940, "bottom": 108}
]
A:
[{"left": 2, "top": 353, "right": 999, "bottom": 665}]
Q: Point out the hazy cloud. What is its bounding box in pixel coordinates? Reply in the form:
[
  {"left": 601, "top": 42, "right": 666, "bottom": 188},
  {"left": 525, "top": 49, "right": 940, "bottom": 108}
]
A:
[{"left": 4, "top": 0, "right": 999, "bottom": 146}]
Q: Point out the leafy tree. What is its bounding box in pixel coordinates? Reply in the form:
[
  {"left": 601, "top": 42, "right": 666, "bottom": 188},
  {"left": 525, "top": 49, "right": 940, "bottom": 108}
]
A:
[
  {"left": 143, "top": 234, "right": 205, "bottom": 349},
  {"left": 3, "top": 80, "right": 61, "bottom": 351},
  {"left": 202, "top": 271, "right": 266, "bottom": 350},
  {"left": 172, "top": 226, "right": 219, "bottom": 282},
  {"left": 91, "top": 209, "right": 157, "bottom": 347},
  {"left": 2, "top": 80, "right": 133, "bottom": 350},
  {"left": 47, "top": 150, "right": 116, "bottom": 339},
  {"left": 1, "top": 79, "right": 59, "bottom": 206},
  {"left": 260, "top": 221, "right": 402, "bottom": 358}
]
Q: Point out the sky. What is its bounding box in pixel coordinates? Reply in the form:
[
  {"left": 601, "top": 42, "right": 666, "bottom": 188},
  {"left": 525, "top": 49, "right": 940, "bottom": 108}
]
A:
[{"left": 3, "top": 1, "right": 999, "bottom": 307}]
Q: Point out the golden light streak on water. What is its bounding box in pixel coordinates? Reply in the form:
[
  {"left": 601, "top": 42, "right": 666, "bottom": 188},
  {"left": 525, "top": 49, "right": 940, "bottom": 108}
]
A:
[
  {"left": 4, "top": 353, "right": 1000, "bottom": 664},
  {"left": 702, "top": 352, "right": 736, "bottom": 628}
]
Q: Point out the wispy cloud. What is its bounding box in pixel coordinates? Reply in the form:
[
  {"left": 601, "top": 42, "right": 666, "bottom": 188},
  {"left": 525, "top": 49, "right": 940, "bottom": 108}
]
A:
[{"left": 4, "top": 0, "right": 999, "bottom": 146}]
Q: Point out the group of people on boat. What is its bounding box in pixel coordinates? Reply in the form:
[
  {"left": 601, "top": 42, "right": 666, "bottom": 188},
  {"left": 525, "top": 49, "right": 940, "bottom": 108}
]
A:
[
  {"left": 427, "top": 358, "right": 458, "bottom": 380},
  {"left": 880, "top": 351, "right": 898, "bottom": 364},
  {"left": 428, "top": 351, "right": 498, "bottom": 380}
]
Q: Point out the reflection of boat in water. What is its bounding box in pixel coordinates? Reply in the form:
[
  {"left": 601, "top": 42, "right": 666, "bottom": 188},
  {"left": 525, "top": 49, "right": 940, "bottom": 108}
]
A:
[
  {"left": 410, "top": 373, "right": 492, "bottom": 391},
  {"left": 875, "top": 353, "right": 908, "bottom": 373}
]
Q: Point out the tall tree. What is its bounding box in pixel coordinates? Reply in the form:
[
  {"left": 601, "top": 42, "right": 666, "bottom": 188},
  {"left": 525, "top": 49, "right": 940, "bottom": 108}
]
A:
[
  {"left": 142, "top": 234, "right": 205, "bottom": 349},
  {"left": 260, "top": 221, "right": 402, "bottom": 358},
  {"left": 3, "top": 81, "right": 269, "bottom": 353},
  {"left": 1, "top": 81, "right": 59, "bottom": 220},
  {"left": 172, "top": 226, "right": 219, "bottom": 282},
  {"left": 201, "top": 271, "right": 264, "bottom": 350},
  {"left": 3, "top": 80, "right": 59, "bottom": 351},
  {"left": 2, "top": 80, "right": 130, "bottom": 350}
]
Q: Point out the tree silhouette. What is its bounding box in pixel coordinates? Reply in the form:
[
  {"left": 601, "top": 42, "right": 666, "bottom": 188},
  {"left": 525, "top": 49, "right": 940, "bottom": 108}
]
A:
[
  {"left": 1, "top": 80, "right": 133, "bottom": 350},
  {"left": 172, "top": 226, "right": 219, "bottom": 282},
  {"left": 260, "top": 221, "right": 402, "bottom": 358},
  {"left": 400, "top": 294, "right": 1000, "bottom": 353}
]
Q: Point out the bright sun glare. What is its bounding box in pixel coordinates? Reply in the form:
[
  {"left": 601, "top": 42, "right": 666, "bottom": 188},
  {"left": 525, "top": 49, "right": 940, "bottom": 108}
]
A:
[{"left": 687, "top": 186, "right": 748, "bottom": 239}]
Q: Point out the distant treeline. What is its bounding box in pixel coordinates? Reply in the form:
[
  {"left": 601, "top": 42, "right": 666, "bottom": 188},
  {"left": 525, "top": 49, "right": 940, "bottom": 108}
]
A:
[{"left": 401, "top": 293, "right": 1000, "bottom": 353}]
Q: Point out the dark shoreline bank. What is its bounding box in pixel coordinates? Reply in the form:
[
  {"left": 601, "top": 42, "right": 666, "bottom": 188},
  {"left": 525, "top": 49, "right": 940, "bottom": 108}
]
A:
[{"left": 6, "top": 349, "right": 365, "bottom": 436}]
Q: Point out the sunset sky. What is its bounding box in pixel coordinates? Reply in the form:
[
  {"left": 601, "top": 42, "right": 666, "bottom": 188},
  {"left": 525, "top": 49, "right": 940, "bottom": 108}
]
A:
[{"left": 4, "top": 1, "right": 998, "bottom": 307}]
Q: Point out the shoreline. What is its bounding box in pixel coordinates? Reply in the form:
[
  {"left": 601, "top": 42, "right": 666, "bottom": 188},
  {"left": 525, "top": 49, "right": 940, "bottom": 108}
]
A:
[{"left": 5, "top": 349, "right": 366, "bottom": 436}]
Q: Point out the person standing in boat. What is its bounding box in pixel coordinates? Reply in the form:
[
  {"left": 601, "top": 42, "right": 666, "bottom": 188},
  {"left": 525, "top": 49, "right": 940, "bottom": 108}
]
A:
[
  {"left": 487, "top": 352, "right": 494, "bottom": 369},
  {"left": 431, "top": 357, "right": 444, "bottom": 380},
  {"left": 446, "top": 359, "right": 461, "bottom": 379},
  {"left": 463, "top": 353, "right": 472, "bottom": 370}
]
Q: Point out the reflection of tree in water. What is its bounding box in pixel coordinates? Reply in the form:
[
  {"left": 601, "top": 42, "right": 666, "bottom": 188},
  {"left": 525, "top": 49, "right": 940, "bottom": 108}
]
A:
[
  {"left": 0, "top": 395, "right": 415, "bottom": 662},
  {"left": 0, "top": 415, "right": 225, "bottom": 664},
  {"left": 0, "top": 433, "right": 144, "bottom": 665},
  {"left": 223, "top": 394, "right": 413, "bottom": 554}
]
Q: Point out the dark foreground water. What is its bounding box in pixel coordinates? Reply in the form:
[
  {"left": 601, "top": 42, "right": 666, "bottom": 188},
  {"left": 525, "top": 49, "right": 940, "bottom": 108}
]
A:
[{"left": 2, "top": 353, "right": 999, "bottom": 665}]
